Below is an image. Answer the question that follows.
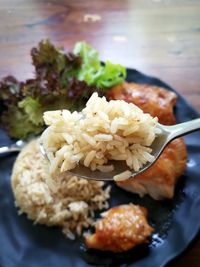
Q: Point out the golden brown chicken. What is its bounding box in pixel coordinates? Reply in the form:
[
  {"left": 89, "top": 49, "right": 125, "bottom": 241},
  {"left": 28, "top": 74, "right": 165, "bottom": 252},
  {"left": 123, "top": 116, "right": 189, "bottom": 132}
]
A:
[
  {"left": 108, "top": 82, "right": 187, "bottom": 200},
  {"left": 85, "top": 204, "right": 153, "bottom": 252},
  {"left": 117, "top": 138, "right": 186, "bottom": 200},
  {"left": 108, "top": 82, "right": 177, "bottom": 125}
]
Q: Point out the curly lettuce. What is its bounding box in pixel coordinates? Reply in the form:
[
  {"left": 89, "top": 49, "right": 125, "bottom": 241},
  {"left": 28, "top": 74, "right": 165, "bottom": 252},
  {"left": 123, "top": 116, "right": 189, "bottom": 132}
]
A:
[
  {"left": 73, "top": 42, "right": 126, "bottom": 89},
  {"left": 0, "top": 40, "right": 126, "bottom": 139}
]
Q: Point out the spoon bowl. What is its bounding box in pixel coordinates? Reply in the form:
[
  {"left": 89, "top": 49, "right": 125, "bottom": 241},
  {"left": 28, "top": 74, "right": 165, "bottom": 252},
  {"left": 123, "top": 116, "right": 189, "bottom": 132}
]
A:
[{"left": 40, "top": 118, "right": 200, "bottom": 181}]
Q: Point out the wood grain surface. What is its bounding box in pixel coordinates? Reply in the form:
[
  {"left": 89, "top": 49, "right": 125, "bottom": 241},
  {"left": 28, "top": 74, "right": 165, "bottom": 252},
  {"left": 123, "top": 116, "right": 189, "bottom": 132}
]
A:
[{"left": 0, "top": 0, "right": 200, "bottom": 266}]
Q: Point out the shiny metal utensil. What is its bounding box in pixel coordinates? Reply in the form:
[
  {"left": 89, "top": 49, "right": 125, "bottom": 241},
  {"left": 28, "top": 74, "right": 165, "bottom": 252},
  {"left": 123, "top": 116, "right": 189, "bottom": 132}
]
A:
[
  {"left": 0, "top": 140, "right": 27, "bottom": 154},
  {"left": 41, "top": 118, "right": 200, "bottom": 181}
]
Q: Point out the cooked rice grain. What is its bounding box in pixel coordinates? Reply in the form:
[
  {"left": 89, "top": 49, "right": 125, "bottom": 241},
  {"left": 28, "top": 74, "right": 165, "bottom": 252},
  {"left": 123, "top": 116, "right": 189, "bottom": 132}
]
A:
[
  {"left": 11, "top": 139, "right": 110, "bottom": 239},
  {"left": 42, "top": 93, "right": 159, "bottom": 179}
]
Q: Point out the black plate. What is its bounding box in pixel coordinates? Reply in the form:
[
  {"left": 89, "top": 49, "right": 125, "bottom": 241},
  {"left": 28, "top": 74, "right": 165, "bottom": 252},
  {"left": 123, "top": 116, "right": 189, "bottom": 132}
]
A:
[{"left": 0, "top": 69, "right": 200, "bottom": 267}]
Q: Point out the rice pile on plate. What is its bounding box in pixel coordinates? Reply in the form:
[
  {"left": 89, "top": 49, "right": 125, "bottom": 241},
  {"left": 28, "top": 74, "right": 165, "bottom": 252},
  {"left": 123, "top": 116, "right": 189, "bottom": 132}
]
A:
[
  {"left": 11, "top": 139, "right": 110, "bottom": 239},
  {"left": 42, "top": 93, "right": 159, "bottom": 181}
]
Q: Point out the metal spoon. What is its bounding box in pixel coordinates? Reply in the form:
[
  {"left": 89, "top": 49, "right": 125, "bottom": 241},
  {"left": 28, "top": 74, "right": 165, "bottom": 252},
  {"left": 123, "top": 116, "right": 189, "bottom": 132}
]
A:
[
  {"left": 0, "top": 140, "right": 27, "bottom": 154},
  {"left": 0, "top": 135, "right": 36, "bottom": 155},
  {"left": 39, "top": 118, "right": 200, "bottom": 181}
]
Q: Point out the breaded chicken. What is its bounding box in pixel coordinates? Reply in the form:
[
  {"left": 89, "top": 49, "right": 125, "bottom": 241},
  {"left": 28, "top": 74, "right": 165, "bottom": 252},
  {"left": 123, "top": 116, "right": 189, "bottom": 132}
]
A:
[
  {"left": 108, "top": 82, "right": 187, "bottom": 200},
  {"left": 85, "top": 204, "right": 153, "bottom": 252}
]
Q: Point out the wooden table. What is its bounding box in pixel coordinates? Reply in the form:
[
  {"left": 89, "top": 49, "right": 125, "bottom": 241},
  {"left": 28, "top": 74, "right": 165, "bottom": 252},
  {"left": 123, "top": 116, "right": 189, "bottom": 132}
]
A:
[{"left": 0, "top": 0, "right": 199, "bottom": 266}]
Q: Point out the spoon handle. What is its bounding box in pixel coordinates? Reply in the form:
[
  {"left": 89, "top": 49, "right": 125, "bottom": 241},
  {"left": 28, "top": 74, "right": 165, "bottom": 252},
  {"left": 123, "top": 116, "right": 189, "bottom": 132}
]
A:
[
  {"left": 165, "top": 118, "right": 200, "bottom": 140},
  {"left": 0, "top": 140, "right": 26, "bottom": 154}
]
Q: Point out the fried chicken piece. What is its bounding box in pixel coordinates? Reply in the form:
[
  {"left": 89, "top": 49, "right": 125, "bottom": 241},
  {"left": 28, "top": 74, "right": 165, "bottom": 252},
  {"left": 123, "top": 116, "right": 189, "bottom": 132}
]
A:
[
  {"left": 108, "top": 82, "right": 187, "bottom": 200},
  {"left": 85, "top": 204, "right": 153, "bottom": 253},
  {"left": 117, "top": 138, "right": 187, "bottom": 200},
  {"left": 107, "top": 82, "right": 177, "bottom": 125}
]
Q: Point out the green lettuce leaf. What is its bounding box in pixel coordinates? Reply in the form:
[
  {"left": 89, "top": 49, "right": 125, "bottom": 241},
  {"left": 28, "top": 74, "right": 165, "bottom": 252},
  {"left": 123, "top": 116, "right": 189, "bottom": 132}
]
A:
[
  {"left": 0, "top": 40, "right": 125, "bottom": 139},
  {"left": 19, "top": 96, "right": 44, "bottom": 126},
  {"left": 1, "top": 106, "right": 44, "bottom": 139},
  {"left": 73, "top": 42, "right": 126, "bottom": 89}
]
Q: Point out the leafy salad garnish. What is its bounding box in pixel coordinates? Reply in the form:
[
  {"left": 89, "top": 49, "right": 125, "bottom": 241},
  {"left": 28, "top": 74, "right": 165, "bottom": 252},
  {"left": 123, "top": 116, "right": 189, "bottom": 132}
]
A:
[
  {"left": 0, "top": 40, "right": 126, "bottom": 139},
  {"left": 73, "top": 42, "right": 126, "bottom": 89}
]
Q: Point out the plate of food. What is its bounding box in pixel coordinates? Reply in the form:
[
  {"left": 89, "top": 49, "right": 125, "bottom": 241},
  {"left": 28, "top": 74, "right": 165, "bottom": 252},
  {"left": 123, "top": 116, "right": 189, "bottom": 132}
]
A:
[{"left": 0, "top": 41, "right": 199, "bottom": 267}]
